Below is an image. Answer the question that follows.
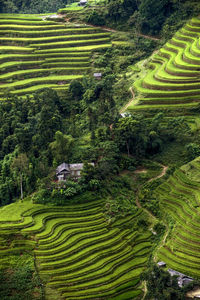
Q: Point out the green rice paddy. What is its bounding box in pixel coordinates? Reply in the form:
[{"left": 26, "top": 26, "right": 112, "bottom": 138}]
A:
[
  {"left": 0, "top": 199, "right": 152, "bottom": 299},
  {"left": 0, "top": 14, "right": 111, "bottom": 99},
  {"left": 127, "top": 17, "right": 200, "bottom": 112},
  {"left": 154, "top": 156, "right": 200, "bottom": 278}
]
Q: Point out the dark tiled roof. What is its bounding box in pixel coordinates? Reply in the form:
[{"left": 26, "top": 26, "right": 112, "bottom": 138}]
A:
[{"left": 56, "top": 163, "right": 70, "bottom": 175}]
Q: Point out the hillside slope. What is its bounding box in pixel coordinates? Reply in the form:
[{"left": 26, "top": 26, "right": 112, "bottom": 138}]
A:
[
  {"left": 154, "top": 156, "right": 200, "bottom": 278},
  {"left": 0, "top": 14, "right": 111, "bottom": 99},
  {"left": 0, "top": 199, "right": 152, "bottom": 299},
  {"left": 127, "top": 17, "right": 200, "bottom": 112}
]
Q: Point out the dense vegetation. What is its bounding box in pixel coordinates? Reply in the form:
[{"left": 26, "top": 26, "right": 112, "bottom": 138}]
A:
[
  {"left": 0, "top": 0, "right": 69, "bottom": 14},
  {"left": 142, "top": 264, "right": 195, "bottom": 300}
]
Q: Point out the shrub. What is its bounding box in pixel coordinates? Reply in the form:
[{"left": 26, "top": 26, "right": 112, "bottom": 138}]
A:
[
  {"left": 185, "top": 143, "right": 200, "bottom": 161},
  {"left": 86, "top": 11, "right": 106, "bottom": 26}
]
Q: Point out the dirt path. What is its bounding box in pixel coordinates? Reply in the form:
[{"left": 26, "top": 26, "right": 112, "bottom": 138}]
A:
[
  {"left": 135, "top": 164, "right": 169, "bottom": 263},
  {"left": 153, "top": 225, "right": 169, "bottom": 262},
  {"left": 135, "top": 164, "right": 168, "bottom": 218},
  {"left": 141, "top": 281, "right": 147, "bottom": 300},
  {"left": 137, "top": 33, "right": 160, "bottom": 41},
  {"left": 148, "top": 165, "right": 168, "bottom": 183},
  {"left": 84, "top": 23, "right": 161, "bottom": 41},
  {"left": 187, "top": 288, "right": 200, "bottom": 299},
  {"left": 120, "top": 87, "right": 135, "bottom": 114}
]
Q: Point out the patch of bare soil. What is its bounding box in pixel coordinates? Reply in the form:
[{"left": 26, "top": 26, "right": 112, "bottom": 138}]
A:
[
  {"left": 187, "top": 287, "right": 200, "bottom": 299},
  {"left": 134, "top": 168, "right": 147, "bottom": 174}
]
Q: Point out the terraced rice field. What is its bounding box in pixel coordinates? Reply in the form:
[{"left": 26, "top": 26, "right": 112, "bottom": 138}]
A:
[
  {"left": 0, "top": 14, "right": 111, "bottom": 99},
  {"left": 0, "top": 199, "right": 152, "bottom": 299},
  {"left": 155, "top": 156, "right": 200, "bottom": 278},
  {"left": 128, "top": 17, "right": 200, "bottom": 112}
]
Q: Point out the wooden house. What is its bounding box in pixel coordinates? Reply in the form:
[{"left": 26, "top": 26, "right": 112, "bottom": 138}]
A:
[
  {"left": 79, "top": 0, "right": 87, "bottom": 6},
  {"left": 56, "top": 162, "right": 94, "bottom": 181},
  {"left": 93, "top": 72, "right": 102, "bottom": 80}
]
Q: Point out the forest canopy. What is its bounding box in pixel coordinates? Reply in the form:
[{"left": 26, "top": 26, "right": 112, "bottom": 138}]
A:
[{"left": 0, "top": 0, "right": 69, "bottom": 13}]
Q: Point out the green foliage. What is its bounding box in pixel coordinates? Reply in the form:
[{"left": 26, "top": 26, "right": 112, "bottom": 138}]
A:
[
  {"left": 49, "top": 131, "right": 74, "bottom": 166},
  {"left": 153, "top": 222, "right": 166, "bottom": 236},
  {"left": 185, "top": 143, "right": 200, "bottom": 161},
  {"left": 107, "top": 0, "right": 138, "bottom": 22},
  {"left": 142, "top": 264, "right": 186, "bottom": 300},
  {"left": 139, "top": 0, "right": 171, "bottom": 35},
  {"left": 0, "top": 254, "right": 41, "bottom": 300},
  {"left": 86, "top": 11, "right": 105, "bottom": 26},
  {"left": 33, "top": 179, "right": 84, "bottom": 205},
  {"left": 0, "top": 0, "right": 69, "bottom": 13}
]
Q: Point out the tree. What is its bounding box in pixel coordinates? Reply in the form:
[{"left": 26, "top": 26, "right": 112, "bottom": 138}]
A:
[
  {"left": 185, "top": 143, "right": 200, "bottom": 161},
  {"left": 141, "top": 264, "right": 186, "bottom": 299},
  {"left": 115, "top": 117, "right": 141, "bottom": 156},
  {"left": 139, "top": 0, "right": 171, "bottom": 34},
  {"left": 107, "top": 0, "right": 138, "bottom": 22},
  {"left": 12, "top": 154, "right": 29, "bottom": 200},
  {"left": 69, "top": 80, "right": 84, "bottom": 101},
  {"left": 49, "top": 131, "right": 74, "bottom": 166}
]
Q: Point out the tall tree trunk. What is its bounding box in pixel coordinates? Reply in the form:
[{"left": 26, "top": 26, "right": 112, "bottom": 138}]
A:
[{"left": 20, "top": 173, "right": 23, "bottom": 200}]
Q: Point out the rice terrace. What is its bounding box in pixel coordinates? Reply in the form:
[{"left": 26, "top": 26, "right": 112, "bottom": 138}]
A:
[{"left": 1, "top": 0, "right": 200, "bottom": 300}]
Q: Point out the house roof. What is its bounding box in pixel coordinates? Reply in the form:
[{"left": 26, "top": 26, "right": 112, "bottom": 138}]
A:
[
  {"left": 168, "top": 268, "right": 193, "bottom": 287},
  {"left": 69, "top": 163, "right": 94, "bottom": 170},
  {"left": 56, "top": 162, "right": 94, "bottom": 174},
  {"left": 157, "top": 261, "right": 166, "bottom": 267},
  {"left": 94, "top": 73, "right": 102, "bottom": 77},
  {"left": 56, "top": 163, "right": 70, "bottom": 175},
  {"left": 69, "top": 163, "right": 84, "bottom": 171}
]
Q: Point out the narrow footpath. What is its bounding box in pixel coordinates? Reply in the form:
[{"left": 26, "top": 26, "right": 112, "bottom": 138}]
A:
[
  {"left": 136, "top": 165, "right": 169, "bottom": 270},
  {"left": 82, "top": 22, "right": 161, "bottom": 41},
  {"left": 135, "top": 164, "right": 168, "bottom": 217},
  {"left": 120, "top": 87, "right": 135, "bottom": 114}
]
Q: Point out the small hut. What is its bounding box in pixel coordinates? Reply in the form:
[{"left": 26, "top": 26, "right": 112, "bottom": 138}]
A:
[
  {"left": 93, "top": 73, "right": 102, "bottom": 80},
  {"left": 79, "top": 0, "right": 87, "bottom": 6},
  {"left": 157, "top": 261, "right": 166, "bottom": 268}
]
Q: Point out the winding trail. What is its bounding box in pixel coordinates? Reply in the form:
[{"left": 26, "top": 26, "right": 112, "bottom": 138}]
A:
[
  {"left": 153, "top": 225, "right": 169, "bottom": 262},
  {"left": 148, "top": 165, "right": 168, "bottom": 183},
  {"left": 82, "top": 22, "right": 161, "bottom": 41},
  {"left": 134, "top": 163, "right": 170, "bottom": 264},
  {"left": 135, "top": 164, "right": 168, "bottom": 213},
  {"left": 137, "top": 33, "right": 160, "bottom": 41},
  {"left": 141, "top": 281, "right": 147, "bottom": 300},
  {"left": 120, "top": 87, "right": 135, "bottom": 114}
]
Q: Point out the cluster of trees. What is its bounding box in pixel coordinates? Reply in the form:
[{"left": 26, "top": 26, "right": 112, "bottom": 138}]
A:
[
  {"left": 0, "top": 254, "right": 41, "bottom": 300},
  {"left": 142, "top": 264, "right": 196, "bottom": 299},
  {"left": 86, "top": 0, "right": 200, "bottom": 37},
  {"left": 1, "top": 0, "right": 200, "bottom": 37},
  {"left": 0, "top": 0, "right": 69, "bottom": 13},
  {"left": 0, "top": 63, "right": 196, "bottom": 206}
]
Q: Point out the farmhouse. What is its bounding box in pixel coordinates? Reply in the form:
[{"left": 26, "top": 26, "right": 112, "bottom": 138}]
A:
[
  {"left": 168, "top": 268, "right": 194, "bottom": 287},
  {"left": 157, "top": 261, "right": 166, "bottom": 267},
  {"left": 79, "top": 0, "right": 87, "bottom": 6},
  {"left": 56, "top": 162, "right": 94, "bottom": 181},
  {"left": 93, "top": 72, "right": 102, "bottom": 80}
]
